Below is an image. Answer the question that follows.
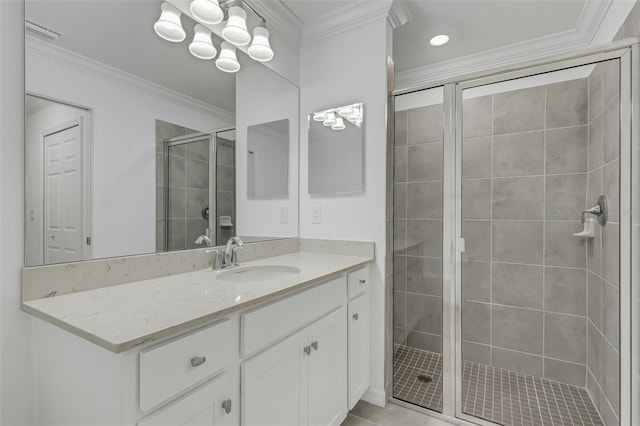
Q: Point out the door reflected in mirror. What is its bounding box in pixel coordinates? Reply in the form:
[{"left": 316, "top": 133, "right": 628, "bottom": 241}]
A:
[
  {"left": 308, "top": 103, "right": 364, "bottom": 195},
  {"left": 247, "top": 119, "right": 289, "bottom": 198}
]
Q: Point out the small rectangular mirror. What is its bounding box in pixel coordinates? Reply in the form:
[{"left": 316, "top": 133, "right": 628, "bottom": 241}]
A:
[
  {"left": 308, "top": 102, "right": 364, "bottom": 195},
  {"left": 247, "top": 119, "right": 289, "bottom": 198}
]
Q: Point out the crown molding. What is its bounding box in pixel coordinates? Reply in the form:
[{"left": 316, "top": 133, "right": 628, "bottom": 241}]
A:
[
  {"left": 395, "top": 0, "right": 613, "bottom": 90},
  {"left": 387, "top": 0, "right": 412, "bottom": 30},
  {"left": 245, "top": 0, "right": 303, "bottom": 43},
  {"left": 302, "top": 0, "right": 393, "bottom": 46},
  {"left": 26, "top": 36, "right": 235, "bottom": 122}
]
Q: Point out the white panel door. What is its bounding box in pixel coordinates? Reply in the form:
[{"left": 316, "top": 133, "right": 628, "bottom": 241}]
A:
[
  {"left": 44, "top": 124, "right": 83, "bottom": 264},
  {"left": 307, "top": 307, "right": 347, "bottom": 426},
  {"left": 347, "top": 293, "right": 369, "bottom": 409},
  {"left": 241, "top": 331, "right": 306, "bottom": 426}
]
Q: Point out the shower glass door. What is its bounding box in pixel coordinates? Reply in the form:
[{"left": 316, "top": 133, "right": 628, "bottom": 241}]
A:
[
  {"left": 393, "top": 86, "right": 445, "bottom": 413},
  {"left": 458, "top": 59, "right": 622, "bottom": 426}
]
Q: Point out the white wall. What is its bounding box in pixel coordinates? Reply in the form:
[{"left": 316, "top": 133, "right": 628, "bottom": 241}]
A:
[
  {"left": 299, "top": 17, "right": 392, "bottom": 404},
  {"left": 236, "top": 62, "right": 299, "bottom": 238},
  {"left": 25, "top": 102, "right": 89, "bottom": 266},
  {"left": 0, "top": 2, "right": 33, "bottom": 424},
  {"left": 26, "top": 39, "right": 232, "bottom": 259}
]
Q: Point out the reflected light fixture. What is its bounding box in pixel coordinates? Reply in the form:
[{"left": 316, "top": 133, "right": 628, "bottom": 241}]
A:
[
  {"left": 154, "top": 2, "right": 186, "bottom": 42},
  {"left": 215, "top": 41, "right": 241, "bottom": 73},
  {"left": 323, "top": 112, "right": 337, "bottom": 127},
  {"left": 189, "top": 24, "right": 217, "bottom": 59},
  {"left": 222, "top": 6, "right": 251, "bottom": 46},
  {"left": 189, "top": 0, "right": 223, "bottom": 25},
  {"left": 248, "top": 26, "right": 274, "bottom": 62},
  {"left": 332, "top": 117, "right": 346, "bottom": 130},
  {"left": 313, "top": 111, "right": 328, "bottom": 122},
  {"left": 429, "top": 34, "right": 450, "bottom": 47},
  {"left": 338, "top": 105, "right": 354, "bottom": 117}
]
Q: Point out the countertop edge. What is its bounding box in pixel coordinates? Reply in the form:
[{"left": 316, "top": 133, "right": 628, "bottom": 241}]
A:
[{"left": 23, "top": 257, "right": 373, "bottom": 353}]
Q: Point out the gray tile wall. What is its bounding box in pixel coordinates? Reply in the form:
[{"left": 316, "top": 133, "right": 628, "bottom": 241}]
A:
[
  {"left": 394, "top": 103, "right": 444, "bottom": 354},
  {"left": 461, "top": 79, "right": 592, "bottom": 387},
  {"left": 216, "top": 137, "right": 236, "bottom": 243},
  {"left": 585, "top": 59, "right": 620, "bottom": 426}
]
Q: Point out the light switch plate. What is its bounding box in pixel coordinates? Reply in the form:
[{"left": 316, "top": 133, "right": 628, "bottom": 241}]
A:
[{"left": 312, "top": 206, "right": 322, "bottom": 224}]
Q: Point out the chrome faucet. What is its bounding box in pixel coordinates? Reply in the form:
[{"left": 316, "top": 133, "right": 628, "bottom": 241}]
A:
[
  {"left": 194, "top": 229, "right": 213, "bottom": 247},
  {"left": 224, "top": 236, "right": 243, "bottom": 268}
]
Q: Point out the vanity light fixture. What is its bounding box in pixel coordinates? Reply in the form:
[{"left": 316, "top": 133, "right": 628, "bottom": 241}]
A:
[
  {"left": 429, "top": 34, "right": 450, "bottom": 47},
  {"left": 323, "top": 111, "right": 337, "bottom": 127},
  {"left": 154, "top": 2, "right": 186, "bottom": 43},
  {"left": 189, "top": 0, "right": 223, "bottom": 25},
  {"left": 331, "top": 117, "right": 346, "bottom": 130},
  {"left": 313, "top": 111, "right": 328, "bottom": 122},
  {"left": 189, "top": 24, "right": 217, "bottom": 59},
  {"left": 153, "top": 0, "right": 274, "bottom": 73},
  {"left": 338, "top": 105, "right": 354, "bottom": 117},
  {"left": 216, "top": 41, "right": 241, "bottom": 72}
]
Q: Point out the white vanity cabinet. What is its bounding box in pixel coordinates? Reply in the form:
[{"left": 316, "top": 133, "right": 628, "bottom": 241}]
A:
[{"left": 346, "top": 267, "right": 370, "bottom": 409}]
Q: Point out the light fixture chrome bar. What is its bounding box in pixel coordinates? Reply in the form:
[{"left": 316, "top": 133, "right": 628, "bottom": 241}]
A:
[
  {"left": 25, "top": 20, "right": 61, "bottom": 41},
  {"left": 239, "top": 0, "right": 267, "bottom": 24},
  {"left": 220, "top": 0, "right": 267, "bottom": 24}
]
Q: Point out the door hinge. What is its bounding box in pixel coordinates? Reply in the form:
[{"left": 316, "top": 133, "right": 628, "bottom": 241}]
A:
[{"left": 86, "top": 236, "right": 92, "bottom": 246}]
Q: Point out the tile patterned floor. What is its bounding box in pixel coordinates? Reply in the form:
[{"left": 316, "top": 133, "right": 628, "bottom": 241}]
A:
[{"left": 393, "top": 345, "right": 604, "bottom": 426}]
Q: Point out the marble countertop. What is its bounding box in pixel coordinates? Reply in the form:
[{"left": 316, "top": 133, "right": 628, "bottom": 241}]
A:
[{"left": 22, "top": 251, "right": 372, "bottom": 353}]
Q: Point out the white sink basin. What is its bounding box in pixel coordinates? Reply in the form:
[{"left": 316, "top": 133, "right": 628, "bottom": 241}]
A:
[{"left": 217, "top": 265, "right": 302, "bottom": 283}]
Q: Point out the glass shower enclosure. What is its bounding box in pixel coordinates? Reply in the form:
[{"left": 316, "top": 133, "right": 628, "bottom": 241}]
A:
[{"left": 391, "top": 41, "right": 639, "bottom": 426}]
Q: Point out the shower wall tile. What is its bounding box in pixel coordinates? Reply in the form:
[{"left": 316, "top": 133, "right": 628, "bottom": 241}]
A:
[
  {"left": 463, "top": 95, "right": 492, "bottom": 138},
  {"left": 462, "top": 341, "right": 491, "bottom": 364},
  {"left": 393, "top": 220, "right": 407, "bottom": 254},
  {"left": 604, "top": 97, "right": 620, "bottom": 163},
  {"left": 406, "top": 220, "right": 442, "bottom": 258},
  {"left": 461, "top": 261, "right": 490, "bottom": 302},
  {"left": 406, "top": 181, "right": 442, "bottom": 219},
  {"left": 543, "top": 358, "right": 586, "bottom": 387},
  {"left": 587, "top": 167, "right": 603, "bottom": 208},
  {"left": 407, "top": 294, "right": 442, "bottom": 335},
  {"left": 602, "top": 223, "right": 619, "bottom": 286},
  {"left": 589, "top": 112, "right": 604, "bottom": 169},
  {"left": 545, "top": 79, "right": 588, "bottom": 128},
  {"left": 491, "top": 262, "right": 543, "bottom": 309},
  {"left": 393, "top": 183, "right": 407, "bottom": 219},
  {"left": 544, "top": 221, "right": 586, "bottom": 268},
  {"left": 461, "top": 220, "right": 491, "bottom": 261},
  {"left": 406, "top": 330, "right": 442, "bottom": 353},
  {"left": 168, "top": 188, "right": 186, "bottom": 219},
  {"left": 589, "top": 63, "right": 605, "bottom": 121},
  {"left": 588, "top": 321, "right": 603, "bottom": 383},
  {"left": 394, "top": 255, "right": 407, "bottom": 291},
  {"left": 217, "top": 164, "right": 234, "bottom": 193},
  {"left": 588, "top": 272, "right": 603, "bottom": 329},
  {"left": 544, "top": 312, "right": 586, "bottom": 363},
  {"left": 544, "top": 267, "right": 586, "bottom": 315},
  {"left": 603, "top": 160, "right": 620, "bottom": 222},
  {"left": 600, "top": 396, "right": 619, "bottom": 426},
  {"left": 492, "top": 220, "right": 543, "bottom": 264},
  {"left": 545, "top": 174, "right": 587, "bottom": 220},
  {"left": 217, "top": 191, "right": 234, "bottom": 217},
  {"left": 462, "top": 178, "right": 491, "bottom": 220},
  {"left": 408, "top": 105, "right": 443, "bottom": 144},
  {"left": 493, "top": 86, "right": 545, "bottom": 134},
  {"left": 394, "top": 110, "right": 407, "bottom": 146},
  {"left": 602, "top": 340, "right": 620, "bottom": 416},
  {"left": 407, "top": 142, "right": 443, "bottom": 181},
  {"left": 491, "top": 347, "right": 544, "bottom": 377},
  {"left": 462, "top": 137, "right": 491, "bottom": 179},
  {"left": 185, "top": 219, "right": 207, "bottom": 250},
  {"left": 185, "top": 140, "right": 209, "bottom": 161},
  {"left": 167, "top": 219, "right": 186, "bottom": 251},
  {"left": 406, "top": 256, "right": 442, "bottom": 296},
  {"left": 545, "top": 126, "right": 589, "bottom": 174},
  {"left": 168, "top": 155, "right": 186, "bottom": 188},
  {"left": 394, "top": 147, "right": 407, "bottom": 183},
  {"left": 492, "top": 131, "right": 544, "bottom": 177},
  {"left": 185, "top": 159, "right": 209, "bottom": 190},
  {"left": 462, "top": 301, "right": 490, "bottom": 344},
  {"left": 492, "top": 305, "right": 543, "bottom": 354},
  {"left": 394, "top": 291, "right": 407, "bottom": 329},
  {"left": 602, "top": 282, "right": 620, "bottom": 350},
  {"left": 492, "top": 176, "right": 544, "bottom": 220},
  {"left": 217, "top": 143, "right": 235, "bottom": 166}
]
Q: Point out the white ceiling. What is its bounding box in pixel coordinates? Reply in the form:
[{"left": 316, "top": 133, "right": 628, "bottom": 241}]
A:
[
  {"left": 26, "top": 0, "right": 236, "bottom": 113},
  {"left": 392, "top": 0, "right": 588, "bottom": 73}
]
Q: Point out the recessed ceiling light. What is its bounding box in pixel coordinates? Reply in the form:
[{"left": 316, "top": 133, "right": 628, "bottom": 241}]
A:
[{"left": 429, "top": 34, "right": 450, "bottom": 47}]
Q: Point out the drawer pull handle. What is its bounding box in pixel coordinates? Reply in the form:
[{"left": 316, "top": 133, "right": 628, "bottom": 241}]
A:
[
  {"left": 222, "top": 399, "right": 232, "bottom": 414},
  {"left": 303, "top": 346, "right": 311, "bottom": 356},
  {"left": 353, "top": 313, "right": 359, "bottom": 320},
  {"left": 311, "top": 341, "right": 318, "bottom": 351},
  {"left": 359, "top": 279, "right": 366, "bottom": 284},
  {"left": 190, "top": 356, "right": 206, "bottom": 367}
]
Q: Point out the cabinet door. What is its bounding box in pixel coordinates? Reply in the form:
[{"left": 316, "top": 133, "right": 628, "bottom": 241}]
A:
[
  {"left": 242, "top": 332, "right": 306, "bottom": 426},
  {"left": 348, "top": 294, "right": 370, "bottom": 410},
  {"left": 212, "top": 372, "right": 239, "bottom": 426},
  {"left": 307, "top": 307, "right": 347, "bottom": 426}
]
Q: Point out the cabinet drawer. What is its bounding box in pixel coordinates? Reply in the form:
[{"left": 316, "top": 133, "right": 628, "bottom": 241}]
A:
[
  {"left": 347, "top": 266, "right": 369, "bottom": 299},
  {"left": 140, "top": 320, "right": 232, "bottom": 412},
  {"left": 241, "top": 276, "right": 346, "bottom": 357},
  {"left": 138, "top": 379, "right": 216, "bottom": 426}
]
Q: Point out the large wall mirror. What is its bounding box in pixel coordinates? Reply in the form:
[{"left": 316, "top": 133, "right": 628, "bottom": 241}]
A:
[
  {"left": 24, "top": 0, "right": 299, "bottom": 267},
  {"left": 308, "top": 102, "right": 364, "bottom": 195}
]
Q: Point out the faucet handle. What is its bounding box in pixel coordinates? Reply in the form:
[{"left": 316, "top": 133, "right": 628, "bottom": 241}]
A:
[
  {"left": 206, "top": 249, "right": 224, "bottom": 270},
  {"left": 231, "top": 246, "right": 243, "bottom": 266}
]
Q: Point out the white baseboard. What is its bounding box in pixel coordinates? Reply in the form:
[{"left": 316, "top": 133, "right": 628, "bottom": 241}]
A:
[{"left": 361, "top": 388, "right": 386, "bottom": 407}]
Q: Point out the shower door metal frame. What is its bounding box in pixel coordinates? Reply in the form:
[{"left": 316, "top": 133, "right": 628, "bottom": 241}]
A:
[{"left": 389, "top": 38, "right": 639, "bottom": 426}]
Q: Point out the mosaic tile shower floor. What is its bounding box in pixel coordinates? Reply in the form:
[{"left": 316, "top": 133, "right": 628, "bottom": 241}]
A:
[{"left": 393, "top": 345, "right": 603, "bottom": 426}]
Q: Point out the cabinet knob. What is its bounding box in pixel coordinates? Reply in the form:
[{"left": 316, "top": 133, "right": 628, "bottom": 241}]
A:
[
  {"left": 303, "top": 346, "right": 311, "bottom": 356},
  {"left": 221, "top": 399, "right": 232, "bottom": 414},
  {"left": 353, "top": 313, "right": 359, "bottom": 321},
  {"left": 311, "top": 341, "right": 318, "bottom": 351},
  {"left": 190, "top": 356, "right": 206, "bottom": 367},
  {"left": 359, "top": 279, "right": 366, "bottom": 285}
]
